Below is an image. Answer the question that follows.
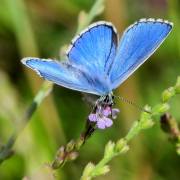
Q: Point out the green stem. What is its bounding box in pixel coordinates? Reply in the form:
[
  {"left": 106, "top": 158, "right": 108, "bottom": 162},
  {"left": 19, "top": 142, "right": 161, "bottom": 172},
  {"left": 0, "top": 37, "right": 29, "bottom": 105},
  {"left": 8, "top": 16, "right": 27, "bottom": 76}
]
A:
[
  {"left": 76, "top": 0, "right": 104, "bottom": 34},
  {"left": 124, "top": 121, "right": 140, "bottom": 141},
  {"left": 0, "top": 81, "right": 53, "bottom": 164}
]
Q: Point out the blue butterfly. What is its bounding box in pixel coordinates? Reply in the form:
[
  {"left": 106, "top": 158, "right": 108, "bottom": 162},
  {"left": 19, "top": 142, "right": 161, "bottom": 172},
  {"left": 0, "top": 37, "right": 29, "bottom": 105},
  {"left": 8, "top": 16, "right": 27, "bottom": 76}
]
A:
[{"left": 21, "top": 18, "right": 173, "bottom": 128}]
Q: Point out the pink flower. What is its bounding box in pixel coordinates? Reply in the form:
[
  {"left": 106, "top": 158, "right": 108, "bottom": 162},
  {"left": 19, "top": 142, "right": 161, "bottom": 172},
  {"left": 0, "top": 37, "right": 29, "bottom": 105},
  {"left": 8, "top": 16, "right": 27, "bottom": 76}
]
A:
[
  {"left": 88, "top": 113, "right": 97, "bottom": 122},
  {"left": 97, "top": 117, "right": 113, "bottom": 129},
  {"left": 88, "top": 105, "right": 120, "bottom": 129},
  {"left": 112, "top": 109, "right": 120, "bottom": 119},
  {"left": 102, "top": 106, "right": 111, "bottom": 116}
]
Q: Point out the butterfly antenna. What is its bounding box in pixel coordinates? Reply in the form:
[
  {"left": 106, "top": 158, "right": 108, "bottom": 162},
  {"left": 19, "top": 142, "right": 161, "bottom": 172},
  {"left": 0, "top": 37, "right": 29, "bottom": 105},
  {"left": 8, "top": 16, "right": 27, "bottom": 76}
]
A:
[{"left": 114, "top": 95, "right": 151, "bottom": 114}]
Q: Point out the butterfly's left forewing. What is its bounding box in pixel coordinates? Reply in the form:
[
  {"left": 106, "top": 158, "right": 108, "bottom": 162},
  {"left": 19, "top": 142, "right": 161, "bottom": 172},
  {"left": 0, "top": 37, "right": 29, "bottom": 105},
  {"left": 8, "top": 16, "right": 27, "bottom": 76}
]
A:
[
  {"left": 66, "top": 21, "right": 118, "bottom": 75},
  {"left": 108, "top": 18, "right": 173, "bottom": 89}
]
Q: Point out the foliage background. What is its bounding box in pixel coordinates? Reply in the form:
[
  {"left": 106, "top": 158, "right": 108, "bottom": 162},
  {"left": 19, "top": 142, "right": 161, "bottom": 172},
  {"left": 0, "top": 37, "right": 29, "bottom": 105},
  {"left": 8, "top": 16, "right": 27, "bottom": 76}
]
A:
[{"left": 0, "top": 0, "right": 180, "bottom": 179}]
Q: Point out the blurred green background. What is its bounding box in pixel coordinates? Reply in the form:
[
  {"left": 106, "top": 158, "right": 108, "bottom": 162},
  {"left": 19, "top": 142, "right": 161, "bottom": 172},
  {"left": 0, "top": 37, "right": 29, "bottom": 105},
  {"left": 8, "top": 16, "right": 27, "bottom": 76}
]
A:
[{"left": 0, "top": 0, "right": 180, "bottom": 179}]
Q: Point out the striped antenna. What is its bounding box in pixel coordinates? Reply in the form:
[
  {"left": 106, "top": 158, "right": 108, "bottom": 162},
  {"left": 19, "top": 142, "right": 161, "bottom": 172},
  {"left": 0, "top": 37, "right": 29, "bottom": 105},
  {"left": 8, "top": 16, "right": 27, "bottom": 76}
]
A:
[{"left": 114, "top": 95, "right": 151, "bottom": 114}]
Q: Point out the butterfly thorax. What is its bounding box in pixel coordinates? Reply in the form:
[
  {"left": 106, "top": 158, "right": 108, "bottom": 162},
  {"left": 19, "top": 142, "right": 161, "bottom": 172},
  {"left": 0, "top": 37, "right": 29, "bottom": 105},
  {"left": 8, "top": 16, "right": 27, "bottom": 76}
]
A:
[{"left": 96, "top": 92, "right": 114, "bottom": 107}]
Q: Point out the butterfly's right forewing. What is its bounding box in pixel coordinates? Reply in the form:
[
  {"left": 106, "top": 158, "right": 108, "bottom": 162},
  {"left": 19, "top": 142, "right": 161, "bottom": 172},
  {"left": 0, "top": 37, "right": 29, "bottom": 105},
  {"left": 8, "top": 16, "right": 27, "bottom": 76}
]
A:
[{"left": 109, "top": 19, "right": 173, "bottom": 89}]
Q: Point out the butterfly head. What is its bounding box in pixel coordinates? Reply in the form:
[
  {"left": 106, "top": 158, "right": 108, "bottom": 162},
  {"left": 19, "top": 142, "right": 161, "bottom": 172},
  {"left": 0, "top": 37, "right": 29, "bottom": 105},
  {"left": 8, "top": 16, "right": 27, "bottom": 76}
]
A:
[{"left": 99, "top": 92, "right": 114, "bottom": 106}]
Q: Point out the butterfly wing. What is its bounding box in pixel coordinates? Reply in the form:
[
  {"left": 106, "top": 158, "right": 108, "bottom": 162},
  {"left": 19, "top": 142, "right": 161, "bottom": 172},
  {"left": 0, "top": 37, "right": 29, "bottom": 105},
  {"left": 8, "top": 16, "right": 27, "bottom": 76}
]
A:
[
  {"left": 108, "top": 18, "right": 173, "bottom": 89},
  {"left": 66, "top": 21, "right": 118, "bottom": 75},
  {"left": 21, "top": 58, "right": 111, "bottom": 95}
]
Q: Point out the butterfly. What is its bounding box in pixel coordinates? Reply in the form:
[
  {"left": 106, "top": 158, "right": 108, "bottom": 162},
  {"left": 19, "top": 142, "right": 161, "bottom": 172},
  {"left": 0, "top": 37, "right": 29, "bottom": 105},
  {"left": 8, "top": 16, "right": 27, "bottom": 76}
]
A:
[{"left": 21, "top": 18, "right": 173, "bottom": 129}]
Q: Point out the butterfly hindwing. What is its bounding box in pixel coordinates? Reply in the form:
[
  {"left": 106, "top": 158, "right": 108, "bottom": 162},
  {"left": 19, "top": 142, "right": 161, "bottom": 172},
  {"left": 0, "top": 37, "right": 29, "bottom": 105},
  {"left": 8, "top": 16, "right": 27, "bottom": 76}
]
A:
[
  {"left": 66, "top": 21, "right": 118, "bottom": 75},
  {"left": 108, "top": 18, "right": 173, "bottom": 89}
]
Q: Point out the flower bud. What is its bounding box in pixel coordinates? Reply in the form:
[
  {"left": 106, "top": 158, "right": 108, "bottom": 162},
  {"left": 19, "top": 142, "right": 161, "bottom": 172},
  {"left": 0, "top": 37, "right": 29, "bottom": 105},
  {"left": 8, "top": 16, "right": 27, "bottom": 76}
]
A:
[
  {"left": 152, "top": 103, "right": 170, "bottom": 115},
  {"left": 115, "top": 139, "right": 128, "bottom": 153},
  {"left": 175, "top": 76, "right": 180, "bottom": 94},
  {"left": 104, "top": 141, "right": 115, "bottom": 157},
  {"left": 162, "top": 87, "right": 175, "bottom": 102}
]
